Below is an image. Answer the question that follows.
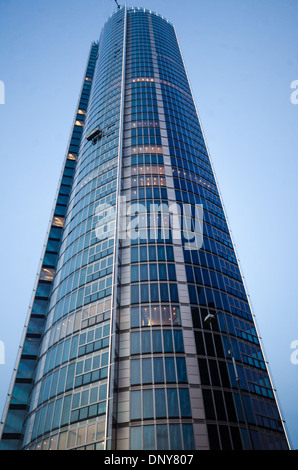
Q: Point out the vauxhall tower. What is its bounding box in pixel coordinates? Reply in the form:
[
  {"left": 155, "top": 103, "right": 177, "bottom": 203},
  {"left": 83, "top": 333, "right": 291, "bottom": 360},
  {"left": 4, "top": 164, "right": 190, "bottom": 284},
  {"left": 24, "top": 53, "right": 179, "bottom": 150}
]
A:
[{"left": 0, "top": 5, "right": 290, "bottom": 451}]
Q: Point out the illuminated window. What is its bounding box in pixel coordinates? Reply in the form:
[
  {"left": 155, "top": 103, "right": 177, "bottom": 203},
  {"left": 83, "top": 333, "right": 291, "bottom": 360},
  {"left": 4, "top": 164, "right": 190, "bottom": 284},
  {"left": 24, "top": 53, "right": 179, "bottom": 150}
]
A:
[
  {"left": 52, "top": 216, "right": 65, "bottom": 228},
  {"left": 40, "top": 268, "right": 55, "bottom": 282}
]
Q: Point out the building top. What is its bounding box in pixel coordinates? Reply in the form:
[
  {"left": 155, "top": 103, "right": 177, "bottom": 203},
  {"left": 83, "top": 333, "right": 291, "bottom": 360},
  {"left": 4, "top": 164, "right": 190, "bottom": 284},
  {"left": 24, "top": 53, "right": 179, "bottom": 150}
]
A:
[{"left": 105, "top": 4, "right": 173, "bottom": 26}]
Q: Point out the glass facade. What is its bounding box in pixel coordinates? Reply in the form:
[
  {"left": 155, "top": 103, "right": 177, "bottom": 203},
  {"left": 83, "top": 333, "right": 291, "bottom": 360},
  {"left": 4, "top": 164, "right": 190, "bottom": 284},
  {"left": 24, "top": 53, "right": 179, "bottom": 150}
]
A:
[{"left": 0, "top": 5, "right": 290, "bottom": 451}]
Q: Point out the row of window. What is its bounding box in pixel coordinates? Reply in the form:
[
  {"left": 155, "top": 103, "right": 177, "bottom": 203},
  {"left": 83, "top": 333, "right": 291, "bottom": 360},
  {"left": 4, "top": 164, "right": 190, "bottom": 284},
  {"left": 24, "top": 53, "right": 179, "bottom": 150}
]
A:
[
  {"left": 131, "top": 356, "right": 187, "bottom": 385},
  {"left": 130, "top": 423, "right": 195, "bottom": 450},
  {"left": 130, "top": 329, "right": 184, "bottom": 355},
  {"left": 130, "top": 387, "right": 191, "bottom": 421},
  {"left": 131, "top": 304, "right": 181, "bottom": 328}
]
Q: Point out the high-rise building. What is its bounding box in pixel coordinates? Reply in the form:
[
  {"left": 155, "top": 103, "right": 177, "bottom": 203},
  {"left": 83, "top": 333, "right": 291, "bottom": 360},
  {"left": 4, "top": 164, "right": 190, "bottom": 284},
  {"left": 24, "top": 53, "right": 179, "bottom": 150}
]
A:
[{"left": 0, "top": 5, "right": 290, "bottom": 451}]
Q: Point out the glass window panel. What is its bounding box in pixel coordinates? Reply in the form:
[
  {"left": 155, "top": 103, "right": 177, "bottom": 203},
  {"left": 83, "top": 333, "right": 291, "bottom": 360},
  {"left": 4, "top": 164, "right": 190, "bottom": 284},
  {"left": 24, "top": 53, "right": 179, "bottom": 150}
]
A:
[
  {"left": 22, "top": 337, "right": 40, "bottom": 356},
  {"left": 153, "top": 357, "right": 164, "bottom": 383},
  {"left": 87, "top": 423, "right": 96, "bottom": 443},
  {"left": 65, "top": 363, "right": 75, "bottom": 391},
  {"left": 163, "top": 330, "right": 173, "bottom": 352},
  {"left": 150, "top": 283, "right": 159, "bottom": 302},
  {"left": 165, "top": 357, "right": 176, "bottom": 383},
  {"left": 148, "top": 245, "right": 156, "bottom": 261},
  {"left": 67, "top": 429, "right": 77, "bottom": 449},
  {"left": 170, "top": 284, "right": 179, "bottom": 302},
  {"left": 131, "top": 331, "right": 140, "bottom": 354},
  {"left": 143, "top": 424, "right": 155, "bottom": 450},
  {"left": 167, "top": 388, "right": 179, "bottom": 418},
  {"left": 76, "top": 426, "right": 86, "bottom": 447},
  {"left": 3, "top": 409, "right": 27, "bottom": 434},
  {"left": 142, "top": 358, "right": 152, "bottom": 384},
  {"left": 131, "top": 265, "right": 139, "bottom": 282},
  {"left": 27, "top": 317, "right": 44, "bottom": 335},
  {"left": 155, "top": 389, "right": 166, "bottom": 418},
  {"left": 81, "top": 390, "right": 89, "bottom": 407},
  {"left": 143, "top": 389, "right": 154, "bottom": 419},
  {"left": 11, "top": 383, "right": 31, "bottom": 405},
  {"left": 40, "top": 268, "right": 55, "bottom": 281},
  {"left": 152, "top": 330, "right": 162, "bottom": 353},
  {"left": 99, "top": 384, "right": 107, "bottom": 401},
  {"left": 141, "top": 306, "right": 150, "bottom": 326},
  {"left": 158, "top": 263, "right": 167, "bottom": 280},
  {"left": 131, "top": 359, "right": 141, "bottom": 385},
  {"left": 141, "top": 330, "right": 151, "bottom": 354},
  {"left": 141, "top": 283, "right": 149, "bottom": 302},
  {"left": 160, "top": 283, "right": 169, "bottom": 302},
  {"left": 16, "top": 358, "right": 35, "bottom": 379},
  {"left": 61, "top": 395, "right": 72, "bottom": 426},
  {"left": 52, "top": 398, "right": 63, "bottom": 430},
  {"left": 176, "top": 357, "right": 188, "bottom": 382},
  {"left": 130, "top": 390, "right": 141, "bottom": 420},
  {"left": 90, "top": 387, "right": 98, "bottom": 404},
  {"left": 44, "top": 402, "right": 54, "bottom": 433},
  {"left": 131, "top": 307, "right": 140, "bottom": 328},
  {"left": 58, "top": 431, "right": 67, "bottom": 450},
  {"left": 131, "top": 285, "right": 139, "bottom": 304},
  {"left": 169, "top": 424, "right": 182, "bottom": 450},
  {"left": 131, "top": 427, "right": 142, "bottom": 450},
  {"left": 173, "top": 330, "right": 184, "bottom": 353},
  {"left": 156, "top": 424, "right": 168, "bottom": 450},
  {"left": 182, "top": 424, "right": 195, "bottom": 450},
  {"left": 140, "top": 264, "right": 148, "bottom": 281},
  {"left": 149, "top": 263, "right": 158, "bottom": 280},
  {"left": 32, "top": 299, "right": 48, "bottom": 315},
  {"left": 50, "top": 370, "right": 59, "bottom": 398},
  {"left": 151, "top": 306, "right": 160, "bottom": 325},
  {"left": 179, "top": 388, "right": 192, "bottom": 417}
]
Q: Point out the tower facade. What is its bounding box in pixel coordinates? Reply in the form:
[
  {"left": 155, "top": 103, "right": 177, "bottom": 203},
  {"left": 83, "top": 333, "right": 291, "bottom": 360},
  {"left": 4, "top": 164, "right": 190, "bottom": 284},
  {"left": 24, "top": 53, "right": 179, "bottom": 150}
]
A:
[{"left": 0, "top": 6, "right": 290, "bottom": 451}]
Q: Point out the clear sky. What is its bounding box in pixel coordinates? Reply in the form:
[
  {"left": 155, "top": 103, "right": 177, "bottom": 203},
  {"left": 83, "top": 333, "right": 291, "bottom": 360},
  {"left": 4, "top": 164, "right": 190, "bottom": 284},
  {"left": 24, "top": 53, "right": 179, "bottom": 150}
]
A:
[{"left": 0, "top": 0, "right": 297, "bottom": 449}]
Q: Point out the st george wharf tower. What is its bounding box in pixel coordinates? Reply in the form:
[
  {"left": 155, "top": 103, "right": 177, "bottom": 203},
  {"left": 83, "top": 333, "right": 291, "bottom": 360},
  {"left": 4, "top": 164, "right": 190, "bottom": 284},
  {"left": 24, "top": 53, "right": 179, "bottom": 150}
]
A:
[{"left": 0, "top": 5, "right": 290, "bottom": 451}]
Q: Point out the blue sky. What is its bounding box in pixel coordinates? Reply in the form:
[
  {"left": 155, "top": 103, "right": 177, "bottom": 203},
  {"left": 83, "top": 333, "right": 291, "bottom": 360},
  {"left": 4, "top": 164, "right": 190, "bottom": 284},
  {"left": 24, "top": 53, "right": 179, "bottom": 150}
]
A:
[{"left": 0, "top": 0, "right": 297, "bottom": 449}]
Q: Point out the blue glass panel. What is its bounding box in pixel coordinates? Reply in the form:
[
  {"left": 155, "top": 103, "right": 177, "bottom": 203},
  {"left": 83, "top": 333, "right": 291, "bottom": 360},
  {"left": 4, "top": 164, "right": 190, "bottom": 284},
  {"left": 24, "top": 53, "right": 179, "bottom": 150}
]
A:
[
  {"left": 176, "top": 357, "right": 188, "bottom": 382},
  {"left": 143, "top": 424, "right": 155, "bottom": 450},
  {"left": 167, "top": 388, "right": 179, "bottom": 418},
  {"left": 156, "top": 424, "right": 168, "bottom": 450},
  {"left": 131, "top": 390, "right": 141, "bottom": 420},
  {"left": 141, "top": 330, "right": 151, "bottom": 354},
  {"left": 155, "top": 389, "right": 166, "bottom": 418},
  {"left": 182, "top": 424, "right": 195, "bottom": 449},
  {"left": 131, "top": 359, "right": 141, "bottom": 385},
  {"left": 179, "top": 388, "right": 192, "bottom": 417},
  {"left": 131, "top": 331, "right": 140, "bottom": 354},
  {"left": 142, "top": 358, "right": 152, "bottom": 384},
  {"left": 131, "top": 427, "right": 142, "bottom": 450},
  {"left": 143, "top": 389, "right": 154, "bottom": 419},
  {"left": 169, "top": 423, "right": 182, "bottom": 450},
  {"left": 165, "top": 357, "right": 176, "bottom": 382},
  {"left": 2, "top": 409, "right": 27, "bottom": 434}
]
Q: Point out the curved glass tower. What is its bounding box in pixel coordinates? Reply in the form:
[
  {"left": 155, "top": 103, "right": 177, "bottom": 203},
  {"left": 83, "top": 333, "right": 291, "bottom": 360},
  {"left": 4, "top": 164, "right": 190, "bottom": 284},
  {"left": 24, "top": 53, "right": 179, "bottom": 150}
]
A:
[{"left": 0, "top": 5, "right": 290, "bottom": 451}]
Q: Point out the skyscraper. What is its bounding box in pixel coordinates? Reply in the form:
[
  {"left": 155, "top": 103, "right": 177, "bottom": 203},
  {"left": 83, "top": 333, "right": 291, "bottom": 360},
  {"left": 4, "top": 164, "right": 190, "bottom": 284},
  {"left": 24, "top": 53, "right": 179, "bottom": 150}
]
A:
[{"left": 0, "top": 5, "right": 290, "bottom": 451}]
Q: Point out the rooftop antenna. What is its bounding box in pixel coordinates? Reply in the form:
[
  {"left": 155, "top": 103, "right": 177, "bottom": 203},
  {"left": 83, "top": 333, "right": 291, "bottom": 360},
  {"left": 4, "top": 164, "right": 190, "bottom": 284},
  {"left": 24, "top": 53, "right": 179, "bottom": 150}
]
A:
[{"left": 115, "top": 0, "right": 121, "bottom": 9}]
